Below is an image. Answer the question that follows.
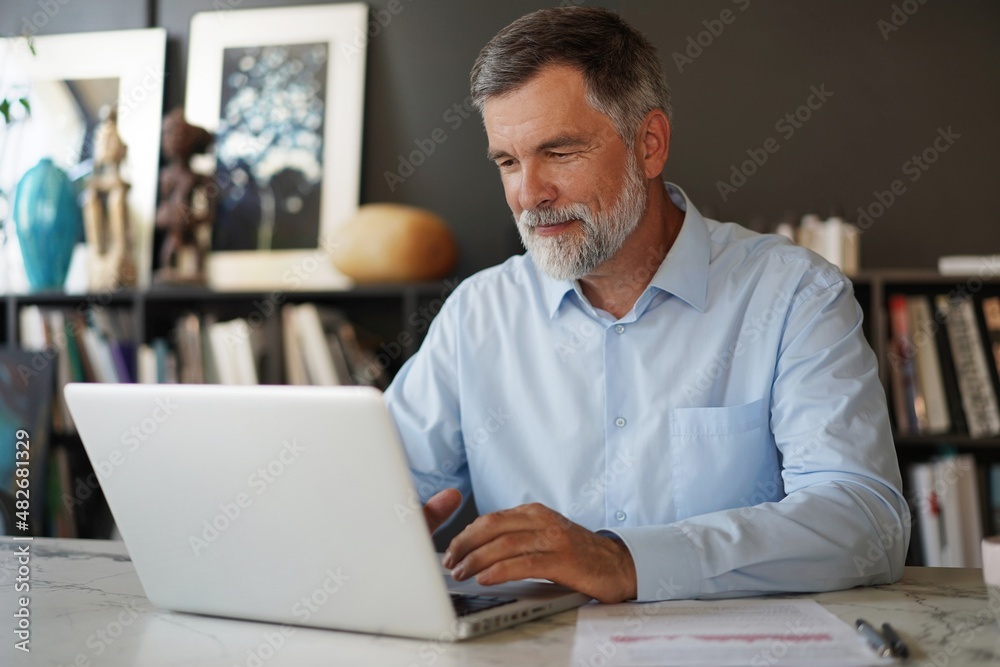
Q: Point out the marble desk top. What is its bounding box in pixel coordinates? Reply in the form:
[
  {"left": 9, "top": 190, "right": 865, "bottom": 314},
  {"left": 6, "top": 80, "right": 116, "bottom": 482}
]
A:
[{"left": 1, "top": 537, "right": 998, "bottom": 666}]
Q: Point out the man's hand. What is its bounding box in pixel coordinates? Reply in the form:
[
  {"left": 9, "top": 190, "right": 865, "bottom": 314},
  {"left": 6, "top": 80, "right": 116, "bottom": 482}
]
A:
[
  {"left": 441, "top": 502, "right": 637, "bottom": 603},
  {"left": 423, "top": 488, "right": 463, "bottom": 533}
]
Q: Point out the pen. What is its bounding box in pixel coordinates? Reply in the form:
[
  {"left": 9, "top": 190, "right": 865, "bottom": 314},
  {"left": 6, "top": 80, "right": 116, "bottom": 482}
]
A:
[
  {"left": 881, "top": 622, "right": 909, "bottom": 659},
  {"left": 856, "top": 618, "right": 893, "bottom": 658}
]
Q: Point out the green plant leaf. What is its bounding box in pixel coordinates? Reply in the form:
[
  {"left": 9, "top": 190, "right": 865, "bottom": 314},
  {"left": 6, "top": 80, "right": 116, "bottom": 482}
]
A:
[
  {"left": 18, "top": 97, "right": 31, "bottom": 116},
  {"left": 0, "top": 99, "right": 11, "bottom": 124}
]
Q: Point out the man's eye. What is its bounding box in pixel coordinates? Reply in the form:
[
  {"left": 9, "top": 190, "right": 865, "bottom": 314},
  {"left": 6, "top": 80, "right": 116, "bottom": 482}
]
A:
[
  {"left": 497, "top": 159, "right": 515, "bottom": 169},
  {"left": 551, "top": 152, "right": 574, "bottom": 160}
]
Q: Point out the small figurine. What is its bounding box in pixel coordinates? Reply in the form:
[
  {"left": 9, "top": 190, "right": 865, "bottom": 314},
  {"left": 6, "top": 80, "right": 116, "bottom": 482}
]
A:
[
  {"left": 154, "top": 108, "right": 215, "bottom": 284},
  {"left": 83, "top": 105, "right": 137, "bottom": 290}
]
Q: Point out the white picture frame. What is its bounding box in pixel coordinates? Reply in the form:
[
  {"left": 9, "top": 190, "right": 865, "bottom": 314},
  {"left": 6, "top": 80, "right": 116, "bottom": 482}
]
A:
[
  {"left": 185, "top": 3, "right": 368, "bottom": 291},
  {"left": 0, "top": 28, "right": 166, "bottom": 293}
]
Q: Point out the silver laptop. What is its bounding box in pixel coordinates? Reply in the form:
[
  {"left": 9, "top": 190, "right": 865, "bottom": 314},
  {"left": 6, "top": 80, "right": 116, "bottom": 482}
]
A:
[{"left": 64, "top": 383, "right": 590, "bottom": 640}]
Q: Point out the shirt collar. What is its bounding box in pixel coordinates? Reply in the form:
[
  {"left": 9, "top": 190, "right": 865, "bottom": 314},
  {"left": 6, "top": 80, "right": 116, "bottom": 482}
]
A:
[{"left": 538, "top": 182, "right": 711, "bottom": 318}]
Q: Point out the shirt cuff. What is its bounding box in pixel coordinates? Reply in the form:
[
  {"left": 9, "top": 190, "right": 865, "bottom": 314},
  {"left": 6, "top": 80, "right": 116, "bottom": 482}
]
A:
[{"left": 599, "top": 524, "right": 704, "bottom": 601}]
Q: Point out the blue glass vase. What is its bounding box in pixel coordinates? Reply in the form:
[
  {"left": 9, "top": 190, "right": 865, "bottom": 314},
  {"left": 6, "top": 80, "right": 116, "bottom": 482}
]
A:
[{"left": 11, "top": 158, "right": 83, "bottom": 291}]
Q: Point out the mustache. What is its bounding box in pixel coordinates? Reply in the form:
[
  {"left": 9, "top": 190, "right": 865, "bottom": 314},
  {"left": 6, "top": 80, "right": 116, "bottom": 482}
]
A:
[{"left": 518, "top": 204, "right": 592, "bottom": 229}]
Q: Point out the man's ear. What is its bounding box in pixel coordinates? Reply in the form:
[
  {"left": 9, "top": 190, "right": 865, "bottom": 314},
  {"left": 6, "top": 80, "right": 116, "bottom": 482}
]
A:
[{"left": 637, "top": 109, "right": 671, "bottom": 179}]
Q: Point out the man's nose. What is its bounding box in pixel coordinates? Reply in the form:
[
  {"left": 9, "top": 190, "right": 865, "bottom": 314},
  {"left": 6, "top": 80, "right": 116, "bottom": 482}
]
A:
[{"left": 517, "top": 163, "right": 557, "bottom": 211}]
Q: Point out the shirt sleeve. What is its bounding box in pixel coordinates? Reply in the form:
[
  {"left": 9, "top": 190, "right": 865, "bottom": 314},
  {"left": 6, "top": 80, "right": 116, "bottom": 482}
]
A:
[
  {"left": 603, "top": 278, "right": 911, "bottom": 601},
  {"left": 384, "top": 290, "right": 472, "bottom": 504}
]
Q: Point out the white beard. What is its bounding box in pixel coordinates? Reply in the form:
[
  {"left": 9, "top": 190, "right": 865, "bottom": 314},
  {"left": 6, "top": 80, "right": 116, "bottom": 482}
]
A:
[{"left": 516, "top": 151, "right": 648, "bottom": 282}]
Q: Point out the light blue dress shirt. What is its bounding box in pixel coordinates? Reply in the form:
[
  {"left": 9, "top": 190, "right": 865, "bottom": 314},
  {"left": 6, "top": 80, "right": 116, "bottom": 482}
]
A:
[{"left": 385, "top": 183, "right": 909, "bottom": 601}]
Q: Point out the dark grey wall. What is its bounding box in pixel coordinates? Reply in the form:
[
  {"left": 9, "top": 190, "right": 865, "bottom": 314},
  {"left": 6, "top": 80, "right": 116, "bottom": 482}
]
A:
[{"left": 3, "top": 1, "right": 998, "bottom": 275}]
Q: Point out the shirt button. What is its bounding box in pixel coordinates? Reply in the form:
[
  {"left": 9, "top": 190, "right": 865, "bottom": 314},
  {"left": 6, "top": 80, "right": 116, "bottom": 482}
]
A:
[
  {"left": 615, "top": 417, "right": 626, "bottom": 428},
  {"left": 615, "top": 510, "right": 627, "bottom": 522},
  {"left": 614, "top": 324, "right": 625, "bottom": 334}
]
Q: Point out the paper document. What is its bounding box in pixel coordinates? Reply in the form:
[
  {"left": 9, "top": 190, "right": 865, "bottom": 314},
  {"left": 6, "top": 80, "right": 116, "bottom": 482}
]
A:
[{"left": 571, "top": 598, "right": 893, "bottom": 666}]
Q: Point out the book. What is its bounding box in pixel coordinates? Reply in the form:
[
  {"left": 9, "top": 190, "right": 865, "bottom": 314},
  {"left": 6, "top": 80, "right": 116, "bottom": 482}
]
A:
[
  {"left": 906, "top": 296, "right": 951, "bottom": 434},
  {"left": 136, "top": 344, "right": 157, "bottom": 384},
  {"left": 937, "top": 295, "right": 1000, "bottom": 438},
  {"left": 200, "top": 312, "right": 219, "bottom": 385},
  {"left": 935, "top": 456, "right": 964, "bottom": 567},
  {"left": 88, "top": 308, "right": 135, "bottom": 382},
  {"left": 43, "top": 310, "right": 75, "bottom": 434},
  {"left": 80, "top": 327, "right": 118, "bottom": 383},
  {"left": 984, "top": 296, "right": 1000, "bottom": 387},
  {"left": 908, "top": 462, "right": 942, "bottom": 566},
  {"left": 292, "top": 304, "right": 342, "bottom": 386},
  {"left": 208, "top": 319, "right": 258, "bottom": 385},
  {"left": 887, "top": 295, "right": 922, "bottom": 433},
  {"left": 932, "top": 300, "right": 968, "bottom": 435},
  {"left": 229, "top": 319, "right": 260, "bottom": 385},
  {"left": 954, "top": 454, "right": 984, "bottom": 567},
  {"left": 321, "top": 308, "right": 387, "bottom": 388},
  {"left": 70, "top": 313, "right": 98, "bottom": 382},
  {"left": 281, "top": 305, "right": 309, "bottom": 385},
  {"left": 18, "top": 305, "right": 47, "bottom": 350},
  {"left": 175, "top": 313, "right": 205, "bottom": 384},
  {"left": 152, "top": 338, "right": 175, "bottom": 384},
  {"left": 990, "top": 464, "right": 1000, "bottom": 536},
  {"left": 938, "top": 255, "right": 1000, "bottom": 276}
]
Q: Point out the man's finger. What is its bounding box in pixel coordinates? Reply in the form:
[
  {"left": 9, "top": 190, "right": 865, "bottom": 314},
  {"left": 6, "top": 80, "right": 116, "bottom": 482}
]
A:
[
  {"left": 449, "top": 529, "right": 540, "bottom": 581},
  {"left": 422, "top": 488, "right": 463, "bottom": 534},
  {"left": 444, "top": 504, "right": 553, "bottom": 568},
  {"left": 472, "top": 552, "right": 558, "bottom": 588}
]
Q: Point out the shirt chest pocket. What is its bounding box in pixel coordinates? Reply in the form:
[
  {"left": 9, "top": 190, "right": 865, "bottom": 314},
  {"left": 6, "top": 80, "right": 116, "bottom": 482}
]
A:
[{"left": 667, "top": 398, "right": 781, "bottom": 519}]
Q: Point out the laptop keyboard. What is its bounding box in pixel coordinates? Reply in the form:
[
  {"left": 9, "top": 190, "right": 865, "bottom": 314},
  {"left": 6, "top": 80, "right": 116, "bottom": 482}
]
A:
[{"left": 450, "top": 593, "right": 517, "bottom": 617}]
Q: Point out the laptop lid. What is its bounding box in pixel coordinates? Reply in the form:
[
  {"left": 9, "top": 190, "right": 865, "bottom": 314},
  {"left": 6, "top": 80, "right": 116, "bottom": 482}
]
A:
[{"left": 64, "top": 383, "right": 463, "bottom": 639}]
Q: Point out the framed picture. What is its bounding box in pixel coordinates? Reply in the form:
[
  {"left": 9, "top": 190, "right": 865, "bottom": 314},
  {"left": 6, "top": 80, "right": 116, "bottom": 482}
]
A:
[
  {"left": 185, "top": 3, "right": 368, "bottom": 291},
  {"left": 0, "top": 29, "right": 167, "bottom": 292}
]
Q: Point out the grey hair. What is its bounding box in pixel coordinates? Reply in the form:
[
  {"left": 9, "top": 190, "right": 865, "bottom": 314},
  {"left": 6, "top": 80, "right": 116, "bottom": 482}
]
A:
[{"left": 470, "top": 6, "right": 672, "bottom": 147}]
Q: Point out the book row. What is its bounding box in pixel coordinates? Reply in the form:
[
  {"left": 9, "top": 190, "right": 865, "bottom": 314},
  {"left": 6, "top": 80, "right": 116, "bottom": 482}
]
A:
[
  {"left": 17, "top": 303, "right": 390, "bottom": 436},
  {"left": 887, "top": 293, "right": 1000, "bottom": 438},
  {"left": 906, "top": 455, "right": 1000, "bottom": 567}
]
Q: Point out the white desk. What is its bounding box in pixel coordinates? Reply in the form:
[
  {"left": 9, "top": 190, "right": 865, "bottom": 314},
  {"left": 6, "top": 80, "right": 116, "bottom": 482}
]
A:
[{"left": 1, "top": 537, "right": 998, "bottom": 666}]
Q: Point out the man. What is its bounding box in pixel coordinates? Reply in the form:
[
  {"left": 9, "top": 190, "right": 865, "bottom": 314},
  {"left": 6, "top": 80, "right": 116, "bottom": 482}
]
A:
[{"left": 385, "top": 6, "right": 908, "bottom": 604}]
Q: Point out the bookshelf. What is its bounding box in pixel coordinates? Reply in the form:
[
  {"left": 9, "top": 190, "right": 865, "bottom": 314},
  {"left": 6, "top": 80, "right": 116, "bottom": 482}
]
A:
[
  {"left": 2, "top": 281, "right": 454, "bottom": 538},
  {"left": 6, "top": 270, "right": 1000, "bottom": 557},
  {"left": 851, "top": 270, "right": 1000, "bottom": 441},
  {"left": 851, "top": 270, "right": 1000, "bottom": 566}
]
